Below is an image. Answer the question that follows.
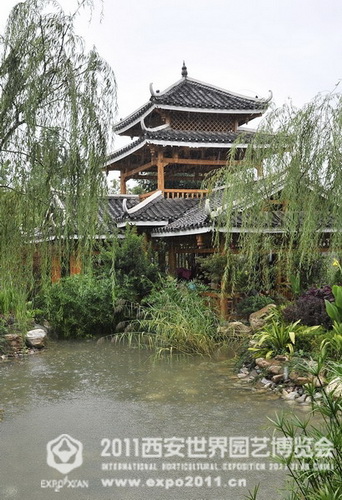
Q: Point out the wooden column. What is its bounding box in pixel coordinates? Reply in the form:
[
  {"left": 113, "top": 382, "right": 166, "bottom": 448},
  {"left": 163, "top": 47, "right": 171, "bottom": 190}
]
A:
[
  {"left": 70, "top": 252, "right": 82, "bottom": 276},
  {"left": 220, "top": 281, "right": 230, "bottom": 320},
  {"left": 168, "top": 242, "right": 177, "bottom": 276},
  {"left": 157, "top": 150, "right": 164, "bottom": 192},
  {"left": 51, "top": 254, "right": 61, "bottom": 283},
  {"left": 196, "top": 234, "right": 205, "bottom": 249},
  {"left": 256, "top": 164, "right": 264, "bottom": 177},
  {"left": 120, "top": 172, "right": 127, "bottom": 194}
]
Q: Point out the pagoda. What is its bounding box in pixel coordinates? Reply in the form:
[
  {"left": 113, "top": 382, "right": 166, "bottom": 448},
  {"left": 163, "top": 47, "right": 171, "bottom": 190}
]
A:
[
  {"left": 106, "top": 63, "right": 271, "bottom": 198},
  {"left": 102, "top": 64, "right": 272, "bottom": 300}
]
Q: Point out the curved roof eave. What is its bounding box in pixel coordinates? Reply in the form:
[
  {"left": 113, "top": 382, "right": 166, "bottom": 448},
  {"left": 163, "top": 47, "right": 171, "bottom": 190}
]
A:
[
  {"left": 114, "top": 76, "right": 269, "bottom": 134},
  {"left": 114, "top": 102, "right": 264, "bottom": 135},
  {"left": 105, "top": 138, "right": 248, "bottom": 168},
  {"left": 113, "top": 102, "right": 153, "bottom": 133}
]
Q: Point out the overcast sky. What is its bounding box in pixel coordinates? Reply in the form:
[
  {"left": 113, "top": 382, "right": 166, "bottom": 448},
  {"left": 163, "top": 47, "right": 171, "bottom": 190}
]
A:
[{"left": 1, "top": 0, "right": 341, "bottom": 148}]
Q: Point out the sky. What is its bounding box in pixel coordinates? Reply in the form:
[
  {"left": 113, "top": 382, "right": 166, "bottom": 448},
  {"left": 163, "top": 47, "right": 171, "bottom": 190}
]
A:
[{"left": 1, "top": 0, "right": 341, "bottom": 158}]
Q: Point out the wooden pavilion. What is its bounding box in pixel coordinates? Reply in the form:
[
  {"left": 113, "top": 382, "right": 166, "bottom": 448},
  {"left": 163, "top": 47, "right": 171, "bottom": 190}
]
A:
[
  {"left": 104, "top": 64, "right": 271, "bottom": 282},
  {"left": 106, "top": 62, "right": 270, "bottom": 198}
]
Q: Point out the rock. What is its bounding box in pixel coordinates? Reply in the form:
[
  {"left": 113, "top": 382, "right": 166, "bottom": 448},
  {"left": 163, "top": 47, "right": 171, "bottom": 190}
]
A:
[
  {"left": 274, "top": 355, "right": 288, "bottom": 361},
  {"left": 268, "top": 365, "right": 283, "bottom": 375},
  {"left": 255, "top": 358, "right": 272, "bottom": 369},
  {"left": 289, "top": 371, "right": 299, "bottom": 382},
  {"left": 249, "top": 369, "right": 258, "bottom": 378},
  {"left": 25, "top": 328, "right": 47, "bottom": 348},
  {"left": 237, "top": 373, "right": 248, "bottom": 379},
  {"left": 255, "top": 357, "right": 286, "bottom": 377},
  {"left": 260, "top": 377, "right": 272, "bottom": 385},
  {"left": 249, "top": 304, "right": 277, "bottom": 331},
  {"left": 33, "top": 323, "right": 48, "bottom": 333},
  {"left": 311, "top": 375, "right": 326, "bottom": 388},
  {"left": 272, "top": 374, "right": 284, "bottom": 383},
  {"left": 240, "top": 367, "right": 250, "bottom": 375},
  {"left": 326, "top": 377, "right": 342, "bottom": 399},
  {"left": 217, "top": 322, "right": 252, "bottom": 338},
  {"left": 296, "top": 394, "right": 307, "bottom": 403},
  {"left": 296, "top": 376, "right": 311, "bottom": 385},
  {"left": 4, "top": 334, "right": 23, "bottom": 352},
  {"left": 282, "top": 389, "right": 298, "bottom": 400},
  {"left": 289, "top": 372, "right": 310, "bottom": 384}
]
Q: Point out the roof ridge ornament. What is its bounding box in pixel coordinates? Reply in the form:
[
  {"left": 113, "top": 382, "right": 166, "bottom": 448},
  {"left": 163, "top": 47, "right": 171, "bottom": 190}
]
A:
[
  {"left": 262, "top": 90, "right": 273, "bottom": 103},
  {"left": 181, "top": 61, "right": 188, "bottom": 78},
  {"left": 149, "top": 82, "right": 157, "bottom": 97}
]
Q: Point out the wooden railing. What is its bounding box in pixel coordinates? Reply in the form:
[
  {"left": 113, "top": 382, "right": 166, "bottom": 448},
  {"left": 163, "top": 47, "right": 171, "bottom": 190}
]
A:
[
  {"left": 164, "top": 189, "right": 208, "bottom": 199},
  {"left": 139, "top": 189, "right": 208, "bottom": 200}
]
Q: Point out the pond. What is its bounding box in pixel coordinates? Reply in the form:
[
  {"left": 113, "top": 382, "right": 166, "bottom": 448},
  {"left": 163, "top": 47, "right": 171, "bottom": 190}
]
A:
[{"left": 0, "top": 341, "right": 306, "bottom": 499}]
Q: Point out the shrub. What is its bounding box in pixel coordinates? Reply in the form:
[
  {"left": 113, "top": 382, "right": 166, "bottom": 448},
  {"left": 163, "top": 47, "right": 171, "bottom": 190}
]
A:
[
  {"left": 197, "top": 254, "right": 227, "bottom": 284},
  {"left": 321, "top": 285, "right": 342, "bottom": 360},
  {"left": 136, "top": 278, "right": 219, "bottom": 356},
  {"left": 283, "top": 286, "right": 334, "bottom": 328},
  {"left": 41, "top": 274, "right": 124, "bottom": 338},
  {"left": 249, "top": 309, "right": 322, "bottom": 358},
  {"left": 246, "top": 356, "right": 342, "bottom": 500},
  {"left": 236, "top": 294, "right": 275, "bottom": 318},
  {"left": 94, "top": 226, "right": 161, "bottom": 301}
]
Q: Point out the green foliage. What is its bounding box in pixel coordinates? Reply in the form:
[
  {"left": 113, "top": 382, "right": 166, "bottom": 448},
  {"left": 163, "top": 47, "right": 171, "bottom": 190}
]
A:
[
  {"left": 246, "top": 357, "right": 342, "bottom": 500},
  {"left": 322, "top": 285, "right": 342, "bottom": 359},
  {"left": 207, "top": 92, "right": 342, "bottom": 290},
  {"left": 325, "top": 285, "right": 342, "bottom": 323},
  {"left": 237, "top": 294, "right": 275, "bottom": 318},
  {"left": 320, "top": 331, "right": 342, "bottom": 361},
  {"left": 198, "top": 253, "right": 253, "bottom": 294},
  {"left": 0, "top": 317, "right": 9, "bottom": 355},
  {"left": 197, "top": 253, "right": 226, "bottom": 284},
  {"left": 249, "top": 309, "right": 322, "bottom": 358},
  {"left": 37, "top": 227, "right": 162, "bottom": 338},
  {"left": 0, "top": 288, "right": 24, "bottom": 315},
  {"left": 135, "top": 278, "right": 219, "bottom": 356},
  {"left": 41, "top": 274, "right": 123, "bottom": 338},
  {"left": 0, "top": 0, "right": 116, "bottom": 313},
  {"left": 95, "top": 226, "right": 161, "bottom": 301}
]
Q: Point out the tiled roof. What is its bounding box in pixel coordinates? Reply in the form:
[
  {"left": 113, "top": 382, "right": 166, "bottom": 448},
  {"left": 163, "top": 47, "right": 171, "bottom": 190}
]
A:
[
  {"left": 106, "top": 129, "right": 254, "bottom": 166},
  {"left": 106, "top": 136, "right": 145, "bottom": 164},
  {"left": 153, "top": 203, "right": 210, "bottom": 234},
  {"left": 114, "top": 102, "right": 153, "bottom": 132},
  {"left": 151, "top": 78, "right": 267, "bottom": 111},
  {"left": 99, "top": 195, "right": 140, "bottom": 227},
  {"left": 117, "top": 195, "right": 199, "bottom": 223},
  {"left": 114, "top": 77, "right": 268, "bottom": 133},
  {"left": 152, "top": 207, "right": 286, "bottom": 236},
  {"left": 144, "top": 129, "right": 253, "bottom": 144}
]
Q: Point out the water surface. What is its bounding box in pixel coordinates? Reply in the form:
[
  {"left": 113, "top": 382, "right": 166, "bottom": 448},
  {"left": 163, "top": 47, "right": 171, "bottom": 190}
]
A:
[{"left": 0, "top": 341, "right": 302, "bottom": 499}]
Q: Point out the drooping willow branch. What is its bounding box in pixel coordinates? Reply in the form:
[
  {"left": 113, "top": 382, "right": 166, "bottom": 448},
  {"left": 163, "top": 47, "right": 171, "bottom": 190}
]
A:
[
  {"left": 205, "top": 92, "right": 342, "bottom": 292},
  {"left": 0, "top": 0, "right": 116, "bottom": 315}
]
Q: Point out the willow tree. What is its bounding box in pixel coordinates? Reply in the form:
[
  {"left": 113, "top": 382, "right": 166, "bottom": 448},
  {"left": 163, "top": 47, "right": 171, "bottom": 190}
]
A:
[
  {"left": 207, "top": 91, "right": 342, "bottom": 292},
  {"left": 0, "top": 0, "right": 116, "bottom": 313}
]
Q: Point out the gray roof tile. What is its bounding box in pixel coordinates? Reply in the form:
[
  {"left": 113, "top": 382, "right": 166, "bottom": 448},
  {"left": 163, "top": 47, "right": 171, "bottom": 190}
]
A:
[
  {"left": 151, "top": 78, "right": 266, "bottom": 111},
  {"left": 114, "top": 77, "right": 268, "bottom": 133},
  {"left": 107, "top": 129, "right": 253, "bottom": 165},
  {"left": 117, "top": 196, "right": 199, "bottom": 223}
]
